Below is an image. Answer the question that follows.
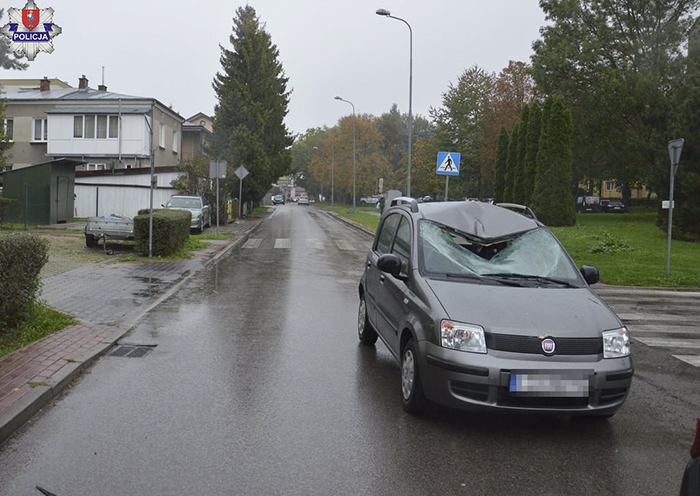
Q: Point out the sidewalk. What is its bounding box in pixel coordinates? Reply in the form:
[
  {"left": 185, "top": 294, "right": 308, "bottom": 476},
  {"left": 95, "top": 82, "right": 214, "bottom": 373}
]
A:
[{"left": 0, "top": 215, "right": 268, "bottom": 444}]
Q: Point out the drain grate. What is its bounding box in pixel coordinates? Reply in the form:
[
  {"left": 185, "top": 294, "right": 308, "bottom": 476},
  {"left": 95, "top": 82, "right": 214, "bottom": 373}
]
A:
[{"left": 107, "top": 344, "right": 156, "bottom": 358}]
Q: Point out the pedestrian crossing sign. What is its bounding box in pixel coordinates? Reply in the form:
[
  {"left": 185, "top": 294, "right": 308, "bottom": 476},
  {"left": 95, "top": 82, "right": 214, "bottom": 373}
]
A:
[{"left": 437, "top": 152, "right": 460, "bottom": 176}]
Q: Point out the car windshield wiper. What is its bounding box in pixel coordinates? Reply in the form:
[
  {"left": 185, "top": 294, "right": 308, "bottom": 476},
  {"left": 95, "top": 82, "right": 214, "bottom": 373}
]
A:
[
  {"left": 482, "top": 273, "right": 579, "bottom": 288},
  {"left": 441, "top": 272, "right": 525, "bottom": 287}
]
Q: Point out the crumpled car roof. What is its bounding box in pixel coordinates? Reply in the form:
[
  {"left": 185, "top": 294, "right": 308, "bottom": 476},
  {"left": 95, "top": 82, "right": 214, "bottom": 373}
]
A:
[{"left": 416, "top": 201, "right": 541, "bottom": 242}]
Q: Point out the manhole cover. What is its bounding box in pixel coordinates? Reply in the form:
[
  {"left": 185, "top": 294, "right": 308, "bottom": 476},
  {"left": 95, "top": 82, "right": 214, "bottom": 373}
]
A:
[{"left": 107, "top": 344, "right": 156, "bottom": 358}]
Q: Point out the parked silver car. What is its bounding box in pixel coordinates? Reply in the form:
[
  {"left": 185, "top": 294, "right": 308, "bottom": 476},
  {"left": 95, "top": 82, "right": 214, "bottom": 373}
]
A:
[
  {"left": 164, "top": 195, "right": 211, "bottom": 232},
  {"left": 358, "top": 200, "right": 633, "bottom": 416}
]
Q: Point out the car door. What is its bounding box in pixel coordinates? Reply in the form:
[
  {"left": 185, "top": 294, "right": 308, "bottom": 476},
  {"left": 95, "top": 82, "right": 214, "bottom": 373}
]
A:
[
  {"left": 373, "top": 216, "right": 413, "bottom": 354},
  {"left": 365, "top": 213, "right": 400, "bottom": 342}
]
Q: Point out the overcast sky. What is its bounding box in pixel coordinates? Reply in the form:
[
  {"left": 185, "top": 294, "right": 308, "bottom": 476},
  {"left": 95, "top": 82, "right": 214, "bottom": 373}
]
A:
[{"left": 2, "top": 0, "right": 547, "bottom": 135}]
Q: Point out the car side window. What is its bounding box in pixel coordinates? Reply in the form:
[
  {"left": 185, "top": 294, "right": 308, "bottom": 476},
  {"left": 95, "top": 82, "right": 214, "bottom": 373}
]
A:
[
  {"left": 392, "top": 217, "right": 411, "bottom": 275},
  {"left": 375, "top": 214, "right": 400, "bottom": 255}
]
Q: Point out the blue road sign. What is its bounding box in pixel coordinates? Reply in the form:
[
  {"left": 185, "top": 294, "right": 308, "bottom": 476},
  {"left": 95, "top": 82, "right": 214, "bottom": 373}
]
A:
[{"left": 437, "top": 152, "right": 460, "bottom": 176}]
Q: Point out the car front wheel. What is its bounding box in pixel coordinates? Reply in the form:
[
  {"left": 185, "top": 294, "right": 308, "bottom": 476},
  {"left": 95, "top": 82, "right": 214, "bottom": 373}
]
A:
[
  {"left": 358, "top": 295, "right": 378, "bottom": 345},
  {"left": 401, "top": 338, "right": 427, "bottom": 414}
]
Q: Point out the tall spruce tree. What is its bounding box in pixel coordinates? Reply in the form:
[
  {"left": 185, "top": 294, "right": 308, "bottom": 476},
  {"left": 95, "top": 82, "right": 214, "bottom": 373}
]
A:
[
  {"left": 493, "top": 127, "right": 509, "bottom": 203},
  {"left": 512, "top": 105, "right": 530, "bottom": 204},
  {"left": 503, "top": 122, "right": 520, "bottom": 203},
  {"left": 522, "top": 102, "right": 541, "bottom": 206},
  {"left": 667, "top": 31, "right": 700, "bottom": 240},
  {"left": 212, "top": 6, "right": 292, "bottom": 203},
  {"left": 532, "top": 97, "right": 576, "bottom": 226}
]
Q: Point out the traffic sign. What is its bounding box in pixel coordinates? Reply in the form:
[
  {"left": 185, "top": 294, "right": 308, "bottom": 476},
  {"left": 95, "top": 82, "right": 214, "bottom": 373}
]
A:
[
  {"left": 437, "top": 152, "right": 460, "bottom": 176},
  {"left": 235, "top": 165, "right": 249, "bottom": 180}
]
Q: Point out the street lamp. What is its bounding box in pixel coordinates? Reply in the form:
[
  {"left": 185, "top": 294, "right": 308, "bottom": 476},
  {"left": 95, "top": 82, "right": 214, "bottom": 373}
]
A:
[
  {"left": 313, "top": 145, "right": 335, "bottom": 205},
  {"left": 376, "top": 8, "right": 413, "bottom": 198},
  {"left": 334, "top": 96, "right": 356, "bottom": 211}
]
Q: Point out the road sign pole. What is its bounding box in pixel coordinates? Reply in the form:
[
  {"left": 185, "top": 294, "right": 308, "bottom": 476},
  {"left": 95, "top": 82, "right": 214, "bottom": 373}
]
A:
[
  {"left": 445, "top": 176, "right": 449, "bottom": 202},
  {"left": 216, "top": 175, "right": 220, "bottom": 235},
  {"left": 666, "top": 139, "right": 684, "bottom": 277}
]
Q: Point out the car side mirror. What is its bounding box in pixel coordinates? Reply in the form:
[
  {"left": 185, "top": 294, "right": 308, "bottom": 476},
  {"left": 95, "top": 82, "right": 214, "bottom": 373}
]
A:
[
  {"left": 377, "top": 253, "right": 402, "bottom": 278},
  {"left": 580, "top": 265, "right": 599, "bottom": 285}
]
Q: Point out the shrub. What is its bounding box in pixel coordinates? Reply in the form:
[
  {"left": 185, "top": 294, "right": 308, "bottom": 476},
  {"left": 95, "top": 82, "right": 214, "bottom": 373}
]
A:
[
  {"left": 0, "top": 198, "right": 18, "bottom": 225},
  {"left": 0, "top": 232, "right": 49, "bottom": 328},
  {"left": 133, "top": 209, "right": 190, "bottom": 256}
]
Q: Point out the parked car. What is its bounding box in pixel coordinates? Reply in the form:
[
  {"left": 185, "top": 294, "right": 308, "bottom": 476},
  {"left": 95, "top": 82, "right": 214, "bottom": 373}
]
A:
[
  {"left": 601, "top": 199, "right": 627, "bottom": 213},
  {"left": 577, "top": 195, "right": 603, "bottom": 213},
  {"left": 681, "top": 416, "right": 700, "bottom": 496},
  {"left": 358, "top": 199, "right": 633, "bottom": 416},
  {"left": 164, "top": 195, "right": 211, "bottom": 232},
  {"left": 272, "top": 194, "right": 285, "bottom": 205},
  {"left": 298, "top": 196, "right": 310, "bottom": 206},
  {"left": 360, "top": 196, "right": 380, "bottom": 206}
]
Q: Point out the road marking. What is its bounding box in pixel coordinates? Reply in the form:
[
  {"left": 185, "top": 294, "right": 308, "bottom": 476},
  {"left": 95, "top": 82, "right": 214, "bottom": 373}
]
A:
[
  {"left": 635, "top": 337, "right": 700, "bottom": 349},
  {"left": 242, "top": 238, "right": 263, "bottom": 249},
  {"left": 629, "top": 325, "right": 700, "bottom": 335},
  {"left": 274, "top": 238, "right": 291, "bottom": 249},
  {"left": 333, "top": 239, "right": 355, "bottom": 251},
  {"left": 673, "top": 355, "right": 700, "bottom": 367},
  {"left": 306, "top": 239, "right": 325, "bottom": 250}
]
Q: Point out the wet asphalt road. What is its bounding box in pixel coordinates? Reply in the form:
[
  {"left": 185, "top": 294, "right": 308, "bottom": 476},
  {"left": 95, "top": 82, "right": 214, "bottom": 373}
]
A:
[{"left": 1, "top": 204, "right": 699, "bottom": 495}]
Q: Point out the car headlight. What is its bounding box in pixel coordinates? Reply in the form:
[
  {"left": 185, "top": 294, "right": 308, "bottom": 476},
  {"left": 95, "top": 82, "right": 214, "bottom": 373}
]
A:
[
  {"left": 441, "top": 320, "right": 486, "bottom": 354},
  {"left": 602, "top": 327, "right": 630, "bottom": 358}
]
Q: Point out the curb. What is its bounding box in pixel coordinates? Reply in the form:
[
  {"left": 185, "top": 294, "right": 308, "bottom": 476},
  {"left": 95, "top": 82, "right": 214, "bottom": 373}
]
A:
[
  {"left": 0, "top": 328, "right": 122, "bottom": 444},
  {"left": 0, "top": 216, "right": 271, "bottom": 445}
]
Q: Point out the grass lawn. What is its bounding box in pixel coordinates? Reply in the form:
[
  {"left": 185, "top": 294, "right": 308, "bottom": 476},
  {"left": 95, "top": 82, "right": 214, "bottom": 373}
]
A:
[
  {"left": 315, "top": 203, "right": 381, "bottom": 232},
  {"left": 550, "top": 211, "right": 700, "bottom": 288},
  {"left": 320, "top": 203, "right": 699, "bottom": 289},
  {"left": 0, "top": 303, "right": 77, "bottom": 358}
]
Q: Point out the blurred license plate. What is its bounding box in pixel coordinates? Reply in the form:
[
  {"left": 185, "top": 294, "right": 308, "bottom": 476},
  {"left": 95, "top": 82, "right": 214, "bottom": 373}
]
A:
[{"left": 509, "top": 373, "right": 590, "bottom": 397}]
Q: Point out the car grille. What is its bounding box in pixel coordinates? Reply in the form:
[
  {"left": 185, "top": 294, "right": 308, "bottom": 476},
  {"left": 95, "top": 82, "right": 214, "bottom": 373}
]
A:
[
  {"left": 450, "top": 381, "right": 489, "bottom": 402},
  {"left": 496, "top": 389, "right": 590, "bottom": 408},
  {"left": 485, "top": 333, "right": 602, "bottom": 355}
]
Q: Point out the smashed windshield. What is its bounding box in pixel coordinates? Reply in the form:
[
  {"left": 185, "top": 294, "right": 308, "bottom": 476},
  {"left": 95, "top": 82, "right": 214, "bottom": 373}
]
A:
[{"left": 419, "top": 220, "right": 581, "bottom": 285}]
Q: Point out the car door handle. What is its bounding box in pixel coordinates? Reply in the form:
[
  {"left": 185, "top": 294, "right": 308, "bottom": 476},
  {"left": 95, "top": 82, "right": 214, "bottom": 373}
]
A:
[
  {"left": 366, "top": 261, "right": 371, "bottom": 269},
  {"left": 379, "top": 274, "right": 385, "bottom": 283}
]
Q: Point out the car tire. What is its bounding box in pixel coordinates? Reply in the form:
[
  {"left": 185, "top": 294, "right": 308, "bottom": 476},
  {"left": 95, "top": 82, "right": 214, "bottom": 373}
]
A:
[
  {"left": 358, "top": 295, "right": 378, "bottom": 345},
  {"left": 85, "top": 234, "right": 96, "bottom": 248},
  {"left": 401, "top": 338, "right": 427, "bottom": 414},
  {"left": 360, "top": 200, "right": 367, "bottom": 206}
]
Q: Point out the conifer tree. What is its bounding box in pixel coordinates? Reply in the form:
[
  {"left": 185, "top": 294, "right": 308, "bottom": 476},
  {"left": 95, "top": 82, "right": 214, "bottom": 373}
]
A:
[
  {"left": 522, "top": 102, "right": 541, "bottom": 206},
  {"left": 493, "top": 127, "right": 509, "bottom": 203},
  {"left": 532, "top": 97, "right": 576, "bottom": 226},
  {"left": 512, "top": 105, "right": 530, "bottom": 204},
  {"left": 503, "top": 122, "right": 520, "bottom": 203},
  {"left": 211, "top": 6, "right": 293, "bottom": 203}
]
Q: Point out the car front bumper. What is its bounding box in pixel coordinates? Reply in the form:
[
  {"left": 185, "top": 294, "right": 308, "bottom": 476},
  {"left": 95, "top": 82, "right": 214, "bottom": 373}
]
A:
[{"left": 418, "top": 341, "right": 633, "bottom": 416}]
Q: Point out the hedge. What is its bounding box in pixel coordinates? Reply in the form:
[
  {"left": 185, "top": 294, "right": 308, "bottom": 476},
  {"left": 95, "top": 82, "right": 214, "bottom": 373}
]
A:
[
  {"left": 0, "top": 232, "right": 49, "bottom": 328},
  {"left": 133, "top": 209, "right": 190, "bottom": 257}
]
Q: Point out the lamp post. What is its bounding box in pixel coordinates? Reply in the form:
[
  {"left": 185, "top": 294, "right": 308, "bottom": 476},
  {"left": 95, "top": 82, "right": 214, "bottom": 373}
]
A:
[
  {"left": 334, "top": 96, "right": 356, "bottom": 211},
  {"left": 314, "top": 144, "right": 335, "bottom": 205},
  {"left": 376, "top": 8, "right": 413, "bottom": 198}
]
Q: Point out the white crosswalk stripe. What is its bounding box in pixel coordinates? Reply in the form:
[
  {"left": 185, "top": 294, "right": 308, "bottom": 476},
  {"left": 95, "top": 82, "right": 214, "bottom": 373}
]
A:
[
  {"left": 274, "top": 238, "right": 291, "bottom": 249},
  {"left": 635, "top": 337, "right": 700, "bottom": 349},
  {"left": 333, "top": 239, "right": 355, "bottom": 251},
  {"left": 242, "top": 238, "right": 263, "bottom": 249},
  {"left": 306, "top": 239, "right": 325, "bottom": 250},
  {"left": 673, "top": 355, "right": 700, "bottom": 367}
]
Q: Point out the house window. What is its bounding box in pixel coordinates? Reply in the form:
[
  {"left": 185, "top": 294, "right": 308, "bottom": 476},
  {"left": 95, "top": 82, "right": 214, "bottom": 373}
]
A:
[
  {"left": 3, "top": 118, "right": 13, "bottom": 141},
  {"left": 159, "top": 123, "right": 166, "bottom": 148},
  {"left": 84, "top": 115, "right": 95, "bottom": 138},
  {"left": 32, "top": 118, "right": 48, "bottom": 142},
  {"left": 108, "top": 116, "right": 119, "bottom": 139},
  {"left": 172, "top": 131, "right": 179, "bottom": 152},
  {"left": 73, "top": 116, "right": 83, "bottom": 138},
  {"left": 96, "top": 115, "right": 108, "bottom": 139},
  {"left": 199, "top": 120, "right": 205, "bottom": 126},
  {"left": 606, "top": 181, "right": 614, "bottom": 192}
]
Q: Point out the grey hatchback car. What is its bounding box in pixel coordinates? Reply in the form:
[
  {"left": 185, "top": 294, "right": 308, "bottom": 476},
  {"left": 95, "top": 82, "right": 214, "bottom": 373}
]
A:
[{"left": 358, "top": 200, "right": 633, "bottom": 416}]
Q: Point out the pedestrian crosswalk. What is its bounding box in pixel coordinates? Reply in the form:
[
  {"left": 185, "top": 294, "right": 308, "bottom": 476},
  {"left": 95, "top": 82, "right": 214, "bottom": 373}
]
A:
[
  {"left": 595, "top": 287, "right": 700, "bottom": 369},
  {"left": 242, "top": 237, "right": 372, "bottom": 252}
]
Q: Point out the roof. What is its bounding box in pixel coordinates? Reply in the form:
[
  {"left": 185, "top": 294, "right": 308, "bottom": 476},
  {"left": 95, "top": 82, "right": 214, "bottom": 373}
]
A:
[
  {"left": 47, "top": 104, "right": 153, "bottom": 115},
  {"left": 0, "top": 158, "right": 86, "bottom": 175},
  {"left": 403, "top": 201, "right": 541, "bottom": 241}
]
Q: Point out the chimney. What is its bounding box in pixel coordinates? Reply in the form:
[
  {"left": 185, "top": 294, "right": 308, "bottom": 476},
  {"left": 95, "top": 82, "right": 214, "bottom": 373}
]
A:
[
  {"left": 98, "top": 84, "right": 107, "bottom": 91},
  {"left": 78, "top": 75, "right": 88, "bottom": 89},
  {"left": 39, "top": 77, "right": 50, "bottom": 92}
]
